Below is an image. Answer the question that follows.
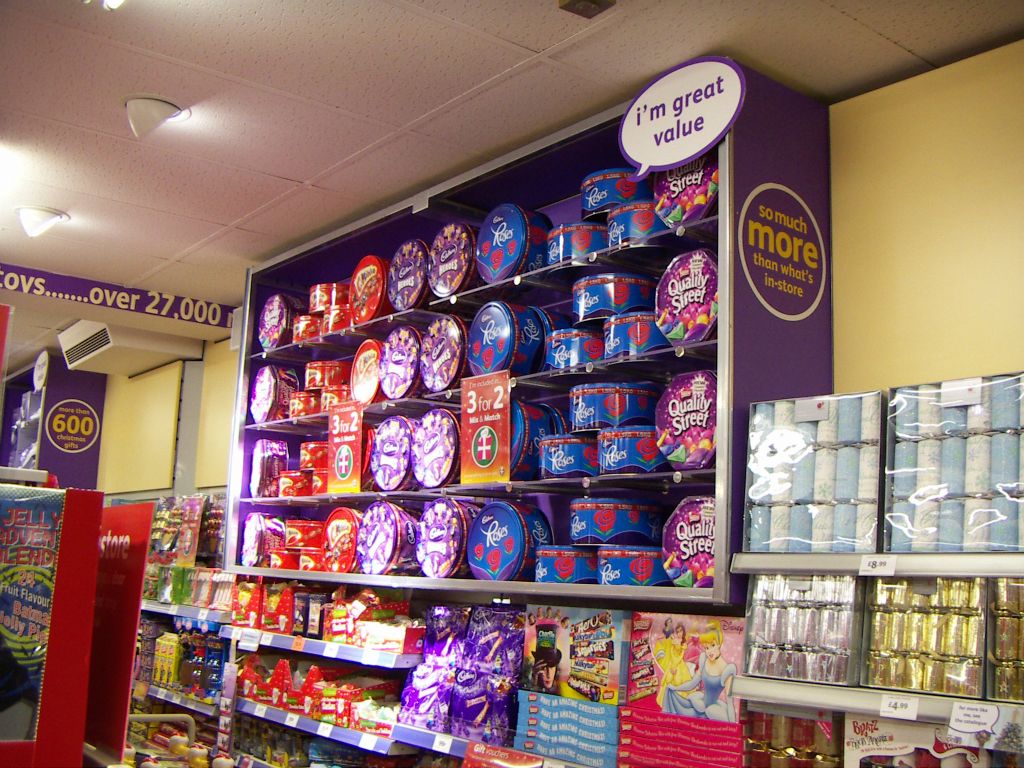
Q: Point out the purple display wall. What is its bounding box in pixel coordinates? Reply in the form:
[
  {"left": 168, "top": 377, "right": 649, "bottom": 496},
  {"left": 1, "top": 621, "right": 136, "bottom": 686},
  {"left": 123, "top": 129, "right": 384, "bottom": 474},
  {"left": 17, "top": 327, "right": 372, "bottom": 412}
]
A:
[{"left": 37, "top": 354, "right": 107, "bottom": 490}]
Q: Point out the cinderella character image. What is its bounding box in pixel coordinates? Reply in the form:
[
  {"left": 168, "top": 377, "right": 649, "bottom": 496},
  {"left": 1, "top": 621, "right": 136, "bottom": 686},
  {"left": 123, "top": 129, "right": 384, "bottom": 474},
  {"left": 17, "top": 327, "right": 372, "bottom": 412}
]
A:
[{"left": 652, "top": 619, "right": 737, "bottom": 722}]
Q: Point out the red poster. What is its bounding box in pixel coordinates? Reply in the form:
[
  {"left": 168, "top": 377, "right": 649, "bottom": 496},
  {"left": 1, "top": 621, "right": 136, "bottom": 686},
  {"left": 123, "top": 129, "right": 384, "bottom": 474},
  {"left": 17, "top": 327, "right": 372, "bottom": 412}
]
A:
[
  {"left": 327, "top": 402, "right": 363, "bottom": 494},
  {"left": 460, "top": 371, "right": 510, "bottom": 484},
  {"left": 84, "top": 503, "right": 154, "bottom": 762},
  {"left": 462, "top": 742, "right": 543, "bottom": 768}
]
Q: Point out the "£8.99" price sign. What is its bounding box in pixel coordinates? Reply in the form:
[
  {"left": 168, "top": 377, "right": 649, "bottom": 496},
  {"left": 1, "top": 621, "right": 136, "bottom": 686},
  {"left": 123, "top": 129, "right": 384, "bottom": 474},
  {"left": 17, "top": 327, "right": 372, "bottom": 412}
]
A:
[{"left": 461, "top": 371, "right": 510, "bottom": 484}]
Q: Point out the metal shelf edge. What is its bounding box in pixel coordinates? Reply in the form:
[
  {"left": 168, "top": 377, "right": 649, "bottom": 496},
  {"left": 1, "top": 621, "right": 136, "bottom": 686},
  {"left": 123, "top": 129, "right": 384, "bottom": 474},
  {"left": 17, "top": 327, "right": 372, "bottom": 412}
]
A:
[
  {"left": 147, "top": 684, "right": 217, "bottom": 716},
  {"left": 390, "top": 723, "right": 469, "bottom": 758},
  {"left": 221, "top": 627, "right": 421, "bottom": 668},
  {"left": 140, "top": 599, "right": 232, "bottom": 623}
]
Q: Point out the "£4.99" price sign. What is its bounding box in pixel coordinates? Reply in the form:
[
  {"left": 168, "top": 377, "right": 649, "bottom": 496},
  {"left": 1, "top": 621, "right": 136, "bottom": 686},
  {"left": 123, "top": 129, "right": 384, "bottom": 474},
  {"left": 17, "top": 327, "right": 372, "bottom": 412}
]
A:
[{"left": 461, "top": 371, "right": 510, "bottom": 484}]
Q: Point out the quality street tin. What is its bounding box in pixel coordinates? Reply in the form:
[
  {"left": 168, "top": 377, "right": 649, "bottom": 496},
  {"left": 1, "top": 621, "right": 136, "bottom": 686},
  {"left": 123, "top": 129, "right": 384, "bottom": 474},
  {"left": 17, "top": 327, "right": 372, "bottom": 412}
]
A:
[
  {"left": 467, "top": 301, "right": 543, "bottom": 376},
  {"left": 662, "top": 496, "right": 715, "bottom": 588},
  {"left": 429, "top": 222, "right": 477, "bottom": 298},
  {"left": 597, "top": 546, "right": 671, "bottom": 587},
  {"left": 598, "top": 426, "right": 670, "bottom": 474},
  {"left": 379, "top": 325, "right": 422, "bottom": 400},
  {"left": 581, "top": 168, "right": 651, "bottom": 219},
  {"left": 546, "top": 222, "right": 608, "bottom": 266},
  {"left": 655, "top": 249, "right": 719, "bottom": 345},
  {"left": 350, "top": 254, "right": 393, "bottom": 325},
  {"left": 370, "top": 415, "right": 416, "bottom": 491},
  {"left": 569, "top": 498, "right": 662, "bottom": 546},
  {"left": 351, "top": 339, "right": 384, "bottom": 404},
  {"left": 655, "top": 370, "right": 717, "bottom": 470},
  {"left": 602, "top": 312, "right": 670, "bottom": 359},
  {"left": 652, "top": 151, "right": 720, "bottom": 233},
  {"left": 250, "top": 365, "right": 300, "bottom": 423},
  {"left": 475, "top": 203, "right": 551, "bottom": 284},
  {"left": 388, "top": 239, "right": 430, "bottom": 311},
  {"left": 535, "top": 546, "right": 599, "bottom": 584},
  {"left": 419, "top": 315, "right": 467, "bottom": 393},
  {"left": 417, "top": 497, "right": 473, "bottom": 578},
  {"left": 539, "top": 434, "right": 599, "bottom": 479},
  {"left": 258, "top": 293, "right": 304, "bottom": 350},
  {"left": 544, "top": 329, "right": 604, "bottom": 370},
  {"left": 356, "top": 501, "right": 419, "bottom": 576},
  {"left": 606, "top": 201, "right": 670, "bottom": 247},
  {"left": 572, "top": 273, "right": 657, "bottom": 323},
  {"left": 412, "top": 408, "right": 460, "bottom": 488},
  {"left": 569, "top": 382, "right": 660, "bottom": 431}
]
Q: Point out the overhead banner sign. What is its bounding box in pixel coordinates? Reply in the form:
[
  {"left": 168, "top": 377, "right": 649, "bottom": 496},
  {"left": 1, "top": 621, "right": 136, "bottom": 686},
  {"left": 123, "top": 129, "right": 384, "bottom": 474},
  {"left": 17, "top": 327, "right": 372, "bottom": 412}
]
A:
[{"left": 0, "top": 261, "right": 234, "bottom": 329}]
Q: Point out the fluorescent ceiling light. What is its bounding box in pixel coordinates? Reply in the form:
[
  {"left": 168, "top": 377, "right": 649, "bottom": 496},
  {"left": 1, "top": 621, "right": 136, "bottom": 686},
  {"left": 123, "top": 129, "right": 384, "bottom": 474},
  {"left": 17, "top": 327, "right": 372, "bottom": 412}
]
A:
[
  {"left": 124, "top": 97, "right": 189, "bottom": 138},
  {"left": 102, "top": 0, "right": 128, "bottom": 9},
  {"left": 16, "top": 207, "right": 70, "bottom": 238}
]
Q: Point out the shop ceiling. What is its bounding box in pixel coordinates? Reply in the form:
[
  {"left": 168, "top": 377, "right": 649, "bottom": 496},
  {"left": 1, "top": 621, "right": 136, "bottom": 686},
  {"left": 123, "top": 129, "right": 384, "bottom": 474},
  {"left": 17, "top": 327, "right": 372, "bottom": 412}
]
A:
[{"left": 0, "top": 0, "right": 1020, "bottom": 373}]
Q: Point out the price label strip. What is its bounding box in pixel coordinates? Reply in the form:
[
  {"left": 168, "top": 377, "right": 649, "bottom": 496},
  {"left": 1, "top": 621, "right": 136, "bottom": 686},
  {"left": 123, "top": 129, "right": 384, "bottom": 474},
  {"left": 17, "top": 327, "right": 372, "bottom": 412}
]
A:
[
  {"left": 317, "top": 721, "right": 334, "bottom": 737},
  {"left": 253, "top": 703, "right": 268, "bottom": 719},
  {"left": 432, "top": 733, "right": 453, "bottom": 753},
  {"left": 879, "top": 693, "right": 918, "bottom": 721},
  {"left": 362, "top": 649, "right": 382, "bottom": 667},
  {"left": 284, "top": 712, "right": 300, "bottom": 727},
  {"left": 859, "top": 555, "right": 897, "bottom": 577},
  {"left": 358, "top": 733, "right": 377, "bottom": 751}
]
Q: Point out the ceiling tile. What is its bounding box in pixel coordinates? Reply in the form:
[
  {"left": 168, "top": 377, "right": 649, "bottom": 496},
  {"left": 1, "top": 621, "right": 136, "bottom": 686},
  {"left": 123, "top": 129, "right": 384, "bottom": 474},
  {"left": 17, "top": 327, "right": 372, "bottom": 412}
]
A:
[
  {"left": 178, "top": 228, "right": 282, "bottom": 269},
  {"left": 826, "top": 1, "right": 1024, "bottom": 65},
  {"left": 136, "top": 259, "right": 249, "bottom": 307},
  {"left": 550, "top": 0, "right": 931, "bottom": 101},
  {"left": 0, "top": 110, "right": 297, "bottom": 224},
  {"left": 236, "top": 186, "right": 363, "bottom": 243}
]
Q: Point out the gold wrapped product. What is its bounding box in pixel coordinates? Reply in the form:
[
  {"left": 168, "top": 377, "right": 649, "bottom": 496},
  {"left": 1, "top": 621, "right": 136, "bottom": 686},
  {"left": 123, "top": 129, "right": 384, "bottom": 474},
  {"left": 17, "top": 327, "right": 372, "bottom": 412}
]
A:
[
  {"left": 921, "top": 654, "right": 945, "bottom": 693},
  {"left": 942, "top": 613, "right": 965, "bottom": 656},
  {"left": 903, "top": 611, "right": 925, "bottom": 650},
  {"left": 870, "top": 611, "right": 888, "bottom": 651},
  {"left": 961, "top": 614, "right": 982, "bottom": 658},
  {"left": 888, "top": 612, "right": 907, "bottom": 652},
  {"left": 903, "top": 653, "right": 924, "bottom": 689}
]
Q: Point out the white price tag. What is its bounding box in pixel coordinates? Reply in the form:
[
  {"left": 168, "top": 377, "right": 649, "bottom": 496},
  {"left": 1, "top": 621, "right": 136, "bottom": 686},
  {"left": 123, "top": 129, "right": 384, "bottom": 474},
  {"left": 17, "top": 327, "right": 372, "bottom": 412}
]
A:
[
  {"left": 284, "top": 712, "right": 300, "bottom": 727},
  {"left": 168, "top": 604, "right": 179, "bottom": 615},
  {"left": 794, "top": 397, "right": 830, "bottom": 422},
  {"left": 859, "top": 555, "right": 897, "bottom": 576},
  {"left": 880, "top": 693, "right": 919, "bottom": 721},
  {"left": 170, "top": 692, "right": 182, "bottom": 704},
  {"left": 941, "top": 377, "right": 983, "bottom": 407},
  {"left": 231, "top": 627, "right": 243, "bottom": 641},
  {"left": 432, "top": 733, "right": 453, "bottom": 753},
  {"left": 323, "top": 643, "right": 340, "bottom": 658},
  {"left": 253, "top": 704, "right": 268, "bottom": 719},
  {"left": 317, "top": 721, "right": 334, "bottom": 737},
  {"left": 362, "top": 649, "right": 382, "bottom": 666},
  {"left": 238, "top": 629, "right": 261, "bottom": 651},
  {"left": 543, "top": 761, "right": 569, "bottom": 768},
  {"left": 260, "top": 632, "right": 274, "bottom": 645},
  {"left": 948, "top": 701, "right": 1001, "bottom": 734},
  {"left": 358, "top": 733, "right": 376, "bottom": 751},
  {"left": 198, "top": 608, "right": 210, "bottom": 620}
]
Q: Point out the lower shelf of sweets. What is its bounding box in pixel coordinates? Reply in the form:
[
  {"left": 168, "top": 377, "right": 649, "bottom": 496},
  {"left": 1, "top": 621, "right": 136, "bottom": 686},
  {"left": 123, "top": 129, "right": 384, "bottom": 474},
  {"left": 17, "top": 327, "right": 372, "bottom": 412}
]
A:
[
  {"left": 136, "top": 682, "right": 219, "bottom": 717},
  {"left": 221, "top": 625, "right": 422, "bottom": 669}
]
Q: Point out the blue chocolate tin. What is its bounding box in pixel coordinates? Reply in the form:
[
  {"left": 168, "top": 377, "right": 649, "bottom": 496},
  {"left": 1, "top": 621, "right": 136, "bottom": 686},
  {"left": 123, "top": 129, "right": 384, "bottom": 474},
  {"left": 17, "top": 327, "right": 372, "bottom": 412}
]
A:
[
  {"left": 535, "top": 546, "right": 599, "bottom": 584},
  {"left": 544, "top": 329, "right": 604, "bottom": 370},
  {"left": 467, "top": 501, "right": 553, "bottom": 582},
  {"left": 546, "top": 222, "right": 608, "bottom": 266},
  {"left": 581, "top": 168, "right": 652, "bottom": 219},
  {"left": 602, "top": 311, "right": 670, "bottom": 359},
  {"left": 511, "top": 400, "right": 551, "bottom": 481},
  {"left": 539, "top": 403, "right": 569, "bottom": 434},
  {"left": 597, "top": 546, "right": 671, "bottom": 587},
  {"left": 572, "top": 273, "right": 657, "bottom": 323},
  {"left": 467, "top": 301, "right": 543, "bottom": 376},
  {"left": 569, "top": 498, "right": 662, "bottom": 546},
  {"left": 606, "top": 201, "right": 670, "bottom": 248},
  {"left": 539, "top": 434, "right": 599, "bottom": 479},
  {"left": 476, "top": 203, "right": 551, "bottom": 284},
  {"left": 598, "top": 427, "right": 670, "bottom": 474},
  {"left": 569, "top": 382, "right": 660, "bottom": 431},
  {"left": 531, "top": 306, "right": 572, "bottom": 339}
]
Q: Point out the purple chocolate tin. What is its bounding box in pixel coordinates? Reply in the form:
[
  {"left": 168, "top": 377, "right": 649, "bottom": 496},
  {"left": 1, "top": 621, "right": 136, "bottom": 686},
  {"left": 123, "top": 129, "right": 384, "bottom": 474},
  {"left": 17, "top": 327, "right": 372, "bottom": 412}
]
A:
[
  {"left": 475, "top": 203, "right": 551, "bottom": 284},
  {"left": 569, "top": 498, "right": 662, "bottom": 546},
  {"left": 412, "top": 408, "right": 460, "bottom": 488},
  {"left": 417, "top": 497, "right": 473, "bottom": 578},
  {"left": 258, "top": 293, "right": 304, "bottom": 350},
  {"left": 572, "top": 273, "right": 657, "bottom": 323},
  {"left": 544, "top": 329, "right": 604, "bottom": 370},
  {"left": 429, "top": 222, "right": 478, "bottom": 298},
  {"left": 603, "top": 312, "right": 670, "bottom": 359},
  {"left": 467, "top": 501, "right": 551, "bottom": 582},
  {"left": 569, "top": 382, "right": 660, "bottom": 431},
  {"left": 598, "top": 426, "right": 670, "bottom": 474},
  {"left": 655, "top": 249, "right": 719, "bottom": 345},
  {"left": 546, "top": 222, "right": 608, "bottom": 266},
  {"left": 539, "top": 434, "right": 599, "bottom": 479},
  {"left": 580, "top": 168, "right": 651, "bottom": 219},
  {"left": 388, "top": 239, "right": 429, "bottom": 311},
  {"left": 535, "top": 546, "right": 599, "bottom": 584},
  {"left": 356, "top": 500, "right": 419, "bottom": 575},
  {"left": 606, "top": 201, "right": 670, "bottom": 248},
  {"left": 655, "top": 370, "right": 717, "bottom": 470},
  {"left": 662, "top": 496, "right": 715, "bottom": 588},
  {"left": 370, "top": 415, "right": 416, "bottom": 491},
  {"left": 250, "top": 365, "right": 300, "bottom": 424},
  {"left": 598, "top": 546, "right": 671, "bottom": 587},
  {"left": 467, "top": 302, "right": 543, "bottom": 376},
  {"left": 379, "top": 325, "right": 422, "bottom": 400},
  {"left": 652, "top": 151, "right": 719, "bottom": 233},
  {"left": 420, "top": 315, "right": 467, "bottom": 394}
]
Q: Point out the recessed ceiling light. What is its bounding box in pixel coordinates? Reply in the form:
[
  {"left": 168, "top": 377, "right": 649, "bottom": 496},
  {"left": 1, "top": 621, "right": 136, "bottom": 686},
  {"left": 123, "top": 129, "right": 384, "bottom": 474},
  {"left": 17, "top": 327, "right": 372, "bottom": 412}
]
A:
[
  {"left": 15, "top": 207, "right": 70, "bottom": 238},
  {"left": 103, "top": 0, "right": 128, "bottom": 8},
  {"left": 124, "top": 97, "right": 189, "bottom": 138}
]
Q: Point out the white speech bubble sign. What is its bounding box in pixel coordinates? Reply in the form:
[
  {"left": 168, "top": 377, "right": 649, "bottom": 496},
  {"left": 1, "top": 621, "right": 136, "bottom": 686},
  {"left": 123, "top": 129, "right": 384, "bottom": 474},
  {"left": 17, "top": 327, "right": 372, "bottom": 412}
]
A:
[{"left": 619, "top": 56, "right": 746, "bottom": 179}]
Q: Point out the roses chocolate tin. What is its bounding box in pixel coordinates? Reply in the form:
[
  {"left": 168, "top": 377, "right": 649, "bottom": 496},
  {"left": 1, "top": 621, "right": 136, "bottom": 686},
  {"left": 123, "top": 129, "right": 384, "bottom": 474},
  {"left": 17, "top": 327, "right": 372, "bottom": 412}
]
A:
[
  {"left": 544, "top": 329, "right": 604, "bottom": 370},
  {"left": 510, "top": 400, "right": 551, "bottom": 481},
  {"left": 258, "top": 293, "right": 304, "bottom": 350},
  {"left": 598, "top": 426, "right": 670, "bottom": 474},
  {"left": 250, "top": 365, "right": 300, "bottom": 423},
  {"left": 535, "top": 546, "right": 599, "bottom": 584},
  {"left": 467, "top": 301, "right": 543, "bottom": 376},
  {"left": 417, "top": 497, "right": 477, "bottom": 578},
  {"left": 581, "top": 168, "right": 651, "bottom": 219},
  {"left": 388, "top": 239, "right": 429, "bottom": 311},
  {"left": 379, "top": 325, "right": 422, "bottom": 400},
  {"left": 370, "top": 415, "right": 416, "bottom": 491},
  {"left": 652, "top": 151, "right": 719, "bottom": 233},
  {"left": 662, "top": 496, "right": 715, "bottom": 588},
  {"left": 475, "top": 203, "right": 551, "bottom": 284},
  {"left": 419, "top": 315, "right": 467, "bottom": 393},
  {"left": 412, "top": 408, "right": 460, "bottom": 488},
  {"left": 603, "top": 312, "right": 670, "bottom": 359},
  {"left": 356, "top": 501, "right": 419, "bottom": 576},
  {"left": 322, "top": 507, "right": 361, "bottom": 573},
  {"left": 569, "top": 498, "right": 662, "bottom": 546},
  {"left": 597, "top": 546, "right": 671, "bottom": 587},
  {"left": 539, "top": 434, "right": 599, "bottom": 479},
  {"left": 572, "top": 273, "right": 657, "bottom": 323},
  {"left": 605, "top": 201, "right": 670, "bottom": 248},
  {"left": 429, "top": 222, "right": 477, "bottom": 298},
  {"left": 569, "top": 382, "right": 660, "bottom": 431},
  {"left": 467, "top": 501, "right": 552, "bottom": 581},
  {"left": 350, "top": 254, "right": 393, "bottom": 325},
  {"left": 655, "top": 370, "right": 717, "bottom": 470},
  {"left": 655, "top": 249, "right": 719, "bottom": 345},
  {"left": 539, "top": 403, "right": 569, "bottom": 433},
  {"left": 351, "top": 339, "right": 384, "bottom": 404},
  {"left": 546, "top": 222, "right": 608, "bottom": 266}
]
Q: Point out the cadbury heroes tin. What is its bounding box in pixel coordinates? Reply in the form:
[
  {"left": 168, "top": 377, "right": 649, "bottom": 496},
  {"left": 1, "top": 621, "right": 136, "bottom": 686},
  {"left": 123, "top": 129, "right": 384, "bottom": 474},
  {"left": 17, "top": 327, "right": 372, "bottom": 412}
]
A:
[
  {"left": 539, "top": 434, "right": 599, "bottom": 479},
  {"left": 597, "top": 546, "right": 671, "bottom": 587},
  {"left": 569, "top": 498, "right": 662, "bottom": 546},
  {"left": 378, "top": 325, "right": 422, "bottom": 400},
  {"left": 655, "top": 249, "right": 719, "bottom": 345},
  {"left": 467, "top": 501, "right": 552, "bottom": 581},
  {"left": 603, "top": 312, "right": 670, "bottom": 359},
  {"left": 356, "top": 500, "right": 419, "bottom": 575},
  {"left": 417, "top": 498, "right": 476, "bottom": 578},
  {"left": 388, "top": 239, "right": 429, "bottom": 311},
  {"left": 606, "top": 201, "right": 670, "bottom": 248},
  {"left": 412, "top": 408, "right": 460, "bottom": 488},
  {"left": 544, "top": 329, "right": 604, "bottom": 370},
  {"left": 655, "top": 370, "right": 717, "bottom": 470},
  {"left": 580, "top": 168, "right": 651, "bottom": 219},
  {"left": 572, "top": 273, "right": 657, "bottom": 323},
  {"left": 429, "top": 222, "right": 477, "bottom": 298},
  {"left": 475, "top": 203, "right": 551, "bottom": 284},
  {"left": 419, "top": 315, "right": 467, "bottom": 393},
  {"left": 598, "top": 426, "right": 670, "bottom": 474},
  {"left": 370, "top": 415, "right": 416, "bottom": 491},
  {"left": 535, "top": 546, "right": 599, "bottom": 584},
  {"left": 569, "top": 382, "right": 660, "bottom": 431},
  {"left": 467, "top": 302, "right": 543, "bottom": 376},
  {"left": 546, "top": 222, "right": 608, "bottom": 266}
]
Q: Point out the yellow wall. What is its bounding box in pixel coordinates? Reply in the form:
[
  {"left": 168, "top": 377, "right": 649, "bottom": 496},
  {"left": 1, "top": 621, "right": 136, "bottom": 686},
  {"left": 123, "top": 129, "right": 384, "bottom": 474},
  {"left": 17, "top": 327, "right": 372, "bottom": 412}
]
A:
[
  {"left": 830, "top": 40, "right": 1024, "bottom": 392},
  {"left": 194, "top": 339, "right": 238, "bottom": 489},
  {"left": 97, "top": 361, "right": 182, "bottom": 494}
]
